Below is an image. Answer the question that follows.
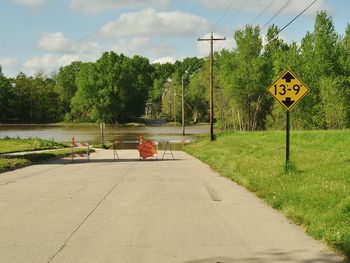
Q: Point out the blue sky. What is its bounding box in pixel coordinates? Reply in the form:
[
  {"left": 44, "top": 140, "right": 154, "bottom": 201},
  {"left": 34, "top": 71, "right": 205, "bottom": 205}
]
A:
[{"left": 0, "top": 0, "right": 349, "bottom": 77}]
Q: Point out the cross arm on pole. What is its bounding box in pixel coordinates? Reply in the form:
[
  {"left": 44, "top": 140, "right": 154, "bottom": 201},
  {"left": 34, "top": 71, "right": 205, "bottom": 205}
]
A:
[{"left": 197, "top": 37, "right": 226, "bottom": 41}]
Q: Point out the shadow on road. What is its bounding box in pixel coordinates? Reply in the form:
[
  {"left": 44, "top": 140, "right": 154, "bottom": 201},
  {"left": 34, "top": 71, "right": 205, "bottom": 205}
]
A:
[
  {"left": 184, "top": 248, "right": 348, "bottom": 263},
  {"left": 45, "top": 158, "right": 183, "bottom": 165}
]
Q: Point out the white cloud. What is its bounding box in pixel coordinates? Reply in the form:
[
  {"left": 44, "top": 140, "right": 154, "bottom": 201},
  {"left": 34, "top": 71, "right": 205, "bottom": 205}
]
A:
[
  {"left": 12, "top": 0, "right": 47, "bottom": 8},
  {"left": 99, "top": 8, "right": 211, "bottom": 37},
  {"left": 111, "top": 37, "right": 176, "bottom": 58},
  {"left": 69, "top": 0, "right": 170, "bottom": 15},
  {"left": 194, "top": 0, "right": 328, "bottom": 16},
  {"left": 23, "top": 54, "right": 79, "bottom": 75},
  {"left": 22, "top": 44, "right": 102, "bottom": 76},
  {"left": 152, "top": 56, "right": 177, "bottom": 64},
  {"left": 195, "top": 33, "right": 232, "bottom": 57},
  {"left": 37, "top": 32, "right": 99, "bottom": 54},
  {"left": 0, "top": 57, "right": 19, "bottom": 68},
  {"left": 38, "top": 32, "right": 76, "bottom": 53},
  {"left": 0, "top": 57, "right": 19, "bottom": 76}
]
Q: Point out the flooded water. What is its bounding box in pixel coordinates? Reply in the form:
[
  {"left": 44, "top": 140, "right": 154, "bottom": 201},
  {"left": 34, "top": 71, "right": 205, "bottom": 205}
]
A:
[{"left": 0, "top": 124, "right": 209, "bottom": 149}]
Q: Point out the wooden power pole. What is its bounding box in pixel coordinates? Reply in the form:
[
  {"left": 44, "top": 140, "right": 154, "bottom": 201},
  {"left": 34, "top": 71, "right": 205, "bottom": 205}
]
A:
[
  {"left": 182, "top": 76, "right": 185, "bottom": 136},
  {"left": 198, "top": 32, "right": 225, "bottom": 141},
  {"left": 173, "top": 91, "right": 176, "bottom": 126}
]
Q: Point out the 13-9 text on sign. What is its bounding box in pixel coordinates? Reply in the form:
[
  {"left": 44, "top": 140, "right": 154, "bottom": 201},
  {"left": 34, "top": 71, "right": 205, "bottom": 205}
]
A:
[{"left": 267, "top": 68, "right": 309, "bottom": 111}]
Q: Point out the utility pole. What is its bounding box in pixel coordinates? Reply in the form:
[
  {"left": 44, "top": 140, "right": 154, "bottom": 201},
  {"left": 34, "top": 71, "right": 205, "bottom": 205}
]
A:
[
  {"left": 198, "top": 32, "right": 225, "bottom": 141},
  {"left": 173, "top": 91, "right": 176, "bottom": 126},
  {"left": 182, "top": 76, "right": 185, "bottom": 136}
]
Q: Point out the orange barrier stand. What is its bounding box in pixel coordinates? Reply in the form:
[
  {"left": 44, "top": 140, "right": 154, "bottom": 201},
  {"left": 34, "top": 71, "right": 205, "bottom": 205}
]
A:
[{"left": 70, "top": 137, "right": 90, "bottom": 161}]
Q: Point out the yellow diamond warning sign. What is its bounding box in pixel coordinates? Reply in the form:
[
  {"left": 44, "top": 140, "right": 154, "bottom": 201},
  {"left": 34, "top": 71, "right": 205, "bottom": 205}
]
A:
[{"left": 267, "top": 68, "right": 309, "bottom": 111}]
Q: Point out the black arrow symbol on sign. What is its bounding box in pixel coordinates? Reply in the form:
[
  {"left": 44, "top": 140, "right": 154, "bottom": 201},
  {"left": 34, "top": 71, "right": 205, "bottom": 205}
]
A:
[
  {"left": 282, "top": 97, "right": 295, "bottom": 108},
  {"left": 282, "top": 72, "right": 295, "bottom": 83}
]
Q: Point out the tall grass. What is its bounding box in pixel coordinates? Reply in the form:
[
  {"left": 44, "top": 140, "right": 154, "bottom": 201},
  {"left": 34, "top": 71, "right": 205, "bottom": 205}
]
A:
[
  {"left": 185, "top": 130, "right": 350, "bottom": 257},
  {"left": 0, "top": 137, "right": 65, "bottom": 154},
  {"left": 0, "top": 148, "right": 93, "bottom": 172}
]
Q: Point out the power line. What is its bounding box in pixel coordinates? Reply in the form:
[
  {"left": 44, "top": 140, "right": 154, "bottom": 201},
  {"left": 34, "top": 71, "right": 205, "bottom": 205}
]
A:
[
  {"left": 188, "top": 0, "right": 319, "bottom": 133},
  {"left": 250, "top": 0, "right": 277, "bottom": 25},
  {"left": 225, "top": 0, "right": 276, "bottom": 51},
  {"left": 213, "top": 0, "right": 238, "bottom": 30},
  {"left": 225, "top": 0, "right": 249, "bottom": 27},
  {"left": 199, "top": 0, "right": 252, "bottom": 58},
  {"left": 260, "top": 0, "right": 293, "bottom": 31},
  {"left": 265, "top": 0, "right": 319, "bottom": 45}
]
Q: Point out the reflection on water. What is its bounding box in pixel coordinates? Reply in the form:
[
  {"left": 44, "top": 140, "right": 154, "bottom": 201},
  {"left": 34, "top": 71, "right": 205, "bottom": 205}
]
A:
[{"left": 0, "top": 124, "right": 209, "bottom": 150}]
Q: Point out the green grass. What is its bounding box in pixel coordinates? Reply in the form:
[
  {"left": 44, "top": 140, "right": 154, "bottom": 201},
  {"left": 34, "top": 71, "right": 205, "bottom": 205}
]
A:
[
  {"left": 0, "top": 148, "right": 93, "bottom": 172},
  {"left": 0, "top": 137, "right": 66, "bottom": 154},
  {"left": 0, "top": 137, "right": 91, "bottom": 172},
  {"left": 0, "top": 158, "right": 30, "bottom": 171},
  {"left": 185, "top": 130, "right": 350, "bottom": 258},
  {"left": 93, "top": 143, "right": 113, "bottom": 149}
]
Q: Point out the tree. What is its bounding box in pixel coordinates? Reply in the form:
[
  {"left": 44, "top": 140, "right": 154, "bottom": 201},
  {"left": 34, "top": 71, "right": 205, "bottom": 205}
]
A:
[
  {"left": 215, "top": 49, "right": 237, "bottom": 130},
  {"left": 71, "top": 52, "right": 154, "bottom": 123},
  {"left": 339, "top": 23, "right": 350, "bottom": 75},
  {"left": 55, "top": 61, "right": 83, "bottom": 115},
  {"left": 0, "top": 67, "right": 15, "bottom": 122},
  {"left": 298, "top": 11, "right": 340, "bottom": 129},
  {"left": 185, "top": 62, "right": 209, "bottom": 123},
  {"left": 218, "top": 25, "right": 271, "bottom": 131},
  {"left": 320, "top": 76, "right": 350, "bottom": 129},
  {"left": 31, "top": 73, "right": 62, "bottom": 122}
]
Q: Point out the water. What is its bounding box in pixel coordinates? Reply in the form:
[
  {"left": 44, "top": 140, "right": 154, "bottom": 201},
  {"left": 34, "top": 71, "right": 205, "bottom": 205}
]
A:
[{"left": 0, "top": 124, "right": 209, "bottom": 149}]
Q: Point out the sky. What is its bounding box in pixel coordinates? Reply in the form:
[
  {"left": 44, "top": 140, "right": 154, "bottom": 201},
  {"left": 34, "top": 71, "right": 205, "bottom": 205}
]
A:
[{"left": 0, "top": 0, "right": 349, "bottom": 77}]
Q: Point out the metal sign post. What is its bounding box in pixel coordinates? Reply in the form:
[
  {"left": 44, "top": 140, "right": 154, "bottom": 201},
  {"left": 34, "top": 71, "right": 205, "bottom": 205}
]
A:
[
  {"left": 267, "top": 68, "right": 309, "bottom": 167},
  {"left": 286, "top": 111, "right": 290, "bottom": 164}
]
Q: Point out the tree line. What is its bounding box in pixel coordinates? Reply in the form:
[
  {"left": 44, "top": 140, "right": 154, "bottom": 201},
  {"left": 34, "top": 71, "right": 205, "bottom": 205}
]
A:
[
  {"left": 1, "top": 11, "right": 349, "bottom": 130},
  {"left": 158, "top": 11, "right": 350, "bottom": 130}
]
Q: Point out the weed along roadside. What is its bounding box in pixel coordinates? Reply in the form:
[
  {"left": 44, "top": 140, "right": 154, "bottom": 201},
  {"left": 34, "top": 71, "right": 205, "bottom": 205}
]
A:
[
  {"left": 0, "top": 138, "right": 93, "bottom": 172},
  {"left": 184, "top": 130, "right": 350, "bottom": 258}
]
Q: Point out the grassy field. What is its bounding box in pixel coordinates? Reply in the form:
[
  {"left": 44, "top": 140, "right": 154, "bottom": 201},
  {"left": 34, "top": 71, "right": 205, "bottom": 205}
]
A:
[
  {"left": 185, "top": 130, "right": 350, "bottom": 258},
  {"left": 0, "top": 138, "right": 89, "bottom": 172},
  {"left": 0, "top": 137, "right": 66, "bottom": 154},
  {"left": 0, "top": 148, "right": 93, "bottom": 172}
]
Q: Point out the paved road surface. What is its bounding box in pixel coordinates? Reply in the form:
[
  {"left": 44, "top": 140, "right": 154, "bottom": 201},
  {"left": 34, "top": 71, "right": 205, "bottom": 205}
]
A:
[{"left": 0, "top": 149, "right": 345, "bottom": 263}]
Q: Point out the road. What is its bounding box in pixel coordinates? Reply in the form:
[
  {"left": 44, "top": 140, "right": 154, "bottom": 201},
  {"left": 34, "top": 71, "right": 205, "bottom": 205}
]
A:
[{"left": 0, "top": 149, "right": 345, "bottom": 263}]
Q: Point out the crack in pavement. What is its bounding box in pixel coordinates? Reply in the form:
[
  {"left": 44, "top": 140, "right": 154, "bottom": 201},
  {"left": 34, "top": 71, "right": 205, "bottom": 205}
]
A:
[{"left": 47, "top": 163, "right": 137, "bottom": 263}]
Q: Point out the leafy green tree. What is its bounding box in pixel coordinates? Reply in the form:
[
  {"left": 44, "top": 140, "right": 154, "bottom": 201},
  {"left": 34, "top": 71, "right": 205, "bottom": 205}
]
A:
[
  {"left": 6, "top": 72, "right": 63, "bottom": 123},
  {"left": 70, "top": 63, "right": 97, "bottom": 122},
  {"left": 161, "top": 75, "right": 181, "bottom": 122},
  {"left": 153, "top": 57, "right": 205, "bottom": 120},
  {"left": 185, "top": 62, "right": 209, "bottom": 123},
  {"left": 71, "top": 52, "right": 154, "bottom": 123},
  {"left": 0, "top": 67, "right": 15, "bottom": 121},
  {"left": 320, "top": 76, "right": 350, "bottom": 129},
  {"left": 12, "top": 72, "right": 34, "bottom": 122},
  {"left": 55, "top": 61, "right": 83, "bottom": 115},
  {"left": 215, "top": 49, "right": 237, "bottom": 130},
  {"left": 31, "top": 73, "right": 62, "bottom": 122},
  {"left": 147, "top": 62, "right": 175, "bottom": 118},
  {"left": 339, "top": 23, "right": 350, "bottom": 75},
  {"left": 298, "top": 11, "right": 340, "bottom": 129},
  {"left": 218, "top": 25, "right": 271, "bottom": 131}
]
